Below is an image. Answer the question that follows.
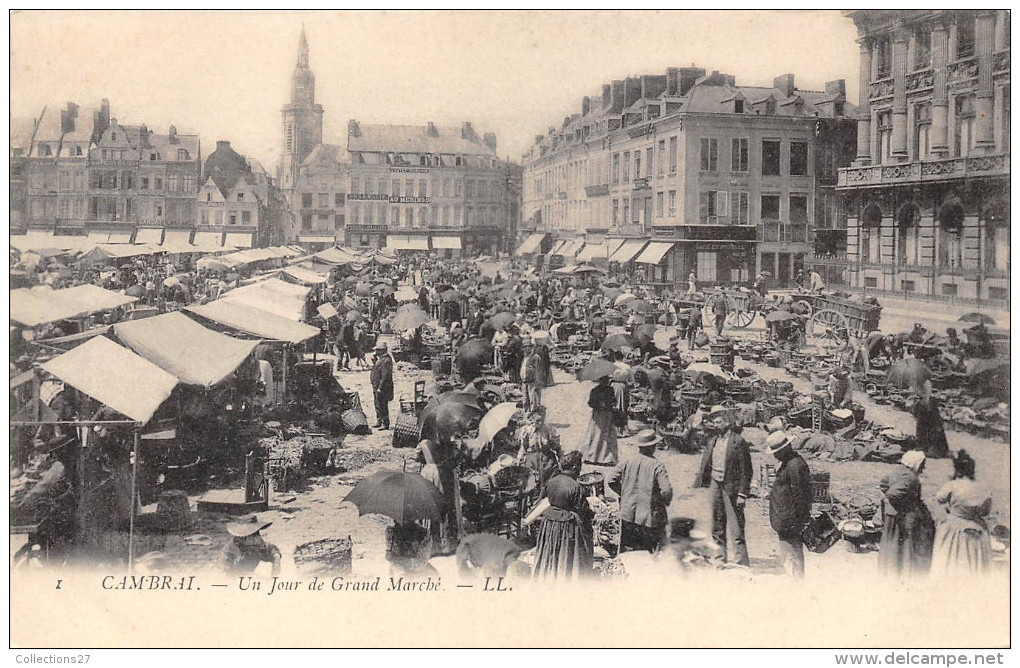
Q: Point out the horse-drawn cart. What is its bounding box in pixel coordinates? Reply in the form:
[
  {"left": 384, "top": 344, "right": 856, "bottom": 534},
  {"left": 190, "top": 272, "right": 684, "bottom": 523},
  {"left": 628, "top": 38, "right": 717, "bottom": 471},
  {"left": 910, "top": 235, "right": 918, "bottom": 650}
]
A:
[
  {"left": 702, "top": 288, "right": 771, "bottom": 329},
  {"left": 793, "top": 293, "right": 882, "bottom": 345}
]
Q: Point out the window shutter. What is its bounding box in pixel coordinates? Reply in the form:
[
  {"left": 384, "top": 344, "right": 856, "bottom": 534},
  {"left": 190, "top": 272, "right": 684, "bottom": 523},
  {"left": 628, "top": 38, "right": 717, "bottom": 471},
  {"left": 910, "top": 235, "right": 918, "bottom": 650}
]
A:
[{"left": 716, "top": 191, "right": 728, "bottom": 218}]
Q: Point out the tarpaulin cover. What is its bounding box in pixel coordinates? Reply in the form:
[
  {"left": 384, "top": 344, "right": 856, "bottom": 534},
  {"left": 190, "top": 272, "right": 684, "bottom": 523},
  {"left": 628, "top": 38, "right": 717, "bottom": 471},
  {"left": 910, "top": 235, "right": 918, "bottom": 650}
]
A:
[
  {"left": 186, "top": 300, "right": 320, "bottom": 344},
  {"left": 114, "top": 311, "right": 259, "bottom": 388},
  {"left": 134, "top": 228, "right": 164, "bottom": 245},
  {"left": 369, "top": 250, "right": 398, "bottom": 265},
  {"left": 220, "top": 278, "right": 311, "bottom": 322},
  {"left": 634, "top": 241, "right": 675, "bottom": 265},
  {"left": 78, "top": 244, "right": 161, "bottom": 263},
  {"left": 278, "top": 266, "right": 329, "bottom": 285},
  {"left": 59, "top": 284, "right": 139, "bottom": 313},
  {"left": 609, "top": 239, "right": 648, "bottom": 263},
  {"left": 11, "top": 287, "right": 88, "bottom": 327},
  {"left": 225, "top": 232, "right": 254, "bottom": 248},
  {"left": 10, "top": 233, "right": 90, "bottom": 253},
  {"left": 515, "top": 233, "right": 547, "bottom": 255},
  {"left": 42, "top": 335, "right": 177, "bottom": 423},
  {"left": 548, "top": 239, "right": 568, "bottom": 256},
  {"left": 431, "top": 236, "right": 462, "bottom": 250},
  {"left": 314, "top": 247, "right": 362, "bottom": 265}
]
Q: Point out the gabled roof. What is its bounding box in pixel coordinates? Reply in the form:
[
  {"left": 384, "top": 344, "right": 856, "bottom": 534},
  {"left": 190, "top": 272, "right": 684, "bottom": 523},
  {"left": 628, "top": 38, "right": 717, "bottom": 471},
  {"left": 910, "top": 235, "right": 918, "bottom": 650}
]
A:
[
  {"left": 683, "top": 82, "right": 856, "bottom": 118},
  {"left": 300, "top": 143, "right": 347, "bottom": 168},
  {"left": 348, "top": 123, "right": 497, "bottom": 157}
]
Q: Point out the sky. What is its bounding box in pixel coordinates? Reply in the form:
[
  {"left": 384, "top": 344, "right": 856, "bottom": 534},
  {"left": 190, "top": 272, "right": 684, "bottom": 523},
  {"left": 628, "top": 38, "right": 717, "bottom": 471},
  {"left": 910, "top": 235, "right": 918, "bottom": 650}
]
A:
[{"left": 10, "top": 10, "right": 860, "bottom": 170}]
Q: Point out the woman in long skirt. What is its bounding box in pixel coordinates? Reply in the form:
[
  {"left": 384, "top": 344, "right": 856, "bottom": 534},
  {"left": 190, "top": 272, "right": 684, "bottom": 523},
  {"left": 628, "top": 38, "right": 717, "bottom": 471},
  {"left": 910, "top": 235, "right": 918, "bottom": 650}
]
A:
[
  {"left": 931, "top": 450, "right": 993, "bottom": 577},
  {"left": 417, "top": 439, "right": 460, "bottom": 554},
  {"left": 912, "top": 381, "right": 950, "bottom": 458},
  {"left": 533, "top": 452, "right": 594, "bottom": 580},
  {"left": 579, "top": 374, "right": 618, "bottom": 466},
  {"left": 878, "top": 450, "right": 936, "bottom": 577}
]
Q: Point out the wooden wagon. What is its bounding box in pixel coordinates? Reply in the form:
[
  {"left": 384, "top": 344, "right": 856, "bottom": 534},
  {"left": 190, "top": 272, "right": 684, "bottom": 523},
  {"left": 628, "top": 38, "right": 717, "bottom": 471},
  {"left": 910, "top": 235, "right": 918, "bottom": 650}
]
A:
[
  {"left": 793, "top": 293, "right": 882, "bottom": 345},
  {"left": 701, "top": 288, "right": 769, "bottom": 329}
]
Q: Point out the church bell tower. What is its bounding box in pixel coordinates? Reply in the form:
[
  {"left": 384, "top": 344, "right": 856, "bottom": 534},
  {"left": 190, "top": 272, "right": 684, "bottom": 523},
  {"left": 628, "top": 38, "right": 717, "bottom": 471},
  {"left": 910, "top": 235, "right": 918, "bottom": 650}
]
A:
[{"left": 280, "top": 26, "right": 324, "bottom": 193}]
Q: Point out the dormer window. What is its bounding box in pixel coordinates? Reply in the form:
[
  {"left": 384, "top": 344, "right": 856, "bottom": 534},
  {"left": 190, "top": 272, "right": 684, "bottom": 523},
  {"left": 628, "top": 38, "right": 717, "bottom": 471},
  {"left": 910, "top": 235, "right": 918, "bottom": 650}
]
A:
[
  {"left": 734, "top": 99, "right": 744, "bottom": 114},
  {"left": 150, "top": 151, "right": 158, "bottom": 161},
  {"left": 237, "top": 193, "right": 244, "bottom": 202},
  {"left": 39, "top": 144, "right": 52, "bottom": 157},
  {"left": 834, "top": 101, "right": 845, "bottom": 116},
  {"left": 456, "top": 156, "right": 463, "bottom": 167},
  {"left": 420, "top": 155, "right": 427, "bottom": 166},
  {"left": 177, "top": 149, "right": 189, "bottom": 160},
  {"left": 765, "top": 99, "right": 776, "bottom": 115},
  {"left": 111, "top": 132, "right": 117, "bottom": 141},
  {"left": 75, "top": 146, "right": 83, "bottom": 156}
]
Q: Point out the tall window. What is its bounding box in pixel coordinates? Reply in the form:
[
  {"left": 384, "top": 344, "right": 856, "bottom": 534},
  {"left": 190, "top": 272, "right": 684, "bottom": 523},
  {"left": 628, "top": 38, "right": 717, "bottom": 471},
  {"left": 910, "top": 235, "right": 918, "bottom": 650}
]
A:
[
  {"left": 406, "top": 208, "right": 414, "bottom": 227},
  {"left": 789, "top": 142, "right": 808, "bottom": 176},
  {"left": 699, "top": 190, "right": 727, "bottom": 224},
  {"left": 622, "top": 199, "right": 630, "bottom": 225},
  {"left": 760, "top": 194, "right": 781, "bottom": 220},
  {"left": 657, "top": 140, "right": 665, "bottom": 176},
  {"left": 700, "top": 138, "right": 718, "bottom": 172},
  {"left": 914, "top": 28, "right": 932, "bottom": 69},
  {"left": 697, "top": 251, "right": 718, "bottom": 282},
  {"left": 668, "top": 190, "right": 677, "bottom": 217},
  {"left": 612, "top": 199, "right": 619, "bottom": 225},
  {"left": 669, "top": 137, "right": 678, "bottom": 174},
  {"left": 985, "top": 223, "right": 1009, "bottom": 270},
  {"left": 761, "top": 140, "right": 781, "bottom": 176},
  {"left": 419, "top": 180, "right": 427, "bottom": 197},
  {"left": 875, "top": 37, "right": 892, "bottom": 78},
  {"left": 645, "top": 147, "right": 653, "bottom": 177},
  {"left": 612, "top": 154, "right": 620, "bottom": 183},
  {"left": 656, "top": 192, "right": 664, "bottom": 217},
  {"left": 897, "top": 205, "right": 920, "bottom": 266},
  {"left": 285, "top": 124, "right": 294, "bottom": 152},
  {"left": 731, "top": 138, "right": 748, "bottom": 172},
  {"left": 878, "top": 111, "right": 894, "bottom": 164},
  {"left": 634, "top": 152, "right": 641, "bottom": 180},
  {"left": 861, "top": 205, "right": 882, "bottom": 264},
  {"left": 915, "top": 103, "right": 932, "bottom": 160},
  {"left": 622, "top": 152, "right": 630, "bottom": 183},
  {"left": 392, "top": 180, "right": 401, "bottom": 196},
  {"left": 790, "top": 194, "right": 809, "bottom": 241},
  {"left": 956, "top": 16, "right": 975, "bottom": 59},
  {"left": 954, "top": 95, "right": 975, "bottom": 157},
  {"left": 1002, "top": 86, "right": 1010, "bottom": 153},
  {"left": 730, "top": 191, "right": 749, "bottom": 225}
]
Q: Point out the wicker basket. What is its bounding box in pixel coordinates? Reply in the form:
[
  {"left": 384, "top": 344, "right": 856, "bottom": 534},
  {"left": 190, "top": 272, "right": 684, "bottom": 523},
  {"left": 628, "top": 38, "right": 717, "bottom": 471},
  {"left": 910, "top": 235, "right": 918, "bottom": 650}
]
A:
[
  {"left": 577, "top": 471, "right": 605, "bottom": 498},
  {"left": 392, "top": 411, "right": 420, "bottom": 449},
  {"left": 340, "top": 408, "right": 370, "bottom": 435},
  {"left": 293, "top": 536, "right": 353, "bottom": 575}
]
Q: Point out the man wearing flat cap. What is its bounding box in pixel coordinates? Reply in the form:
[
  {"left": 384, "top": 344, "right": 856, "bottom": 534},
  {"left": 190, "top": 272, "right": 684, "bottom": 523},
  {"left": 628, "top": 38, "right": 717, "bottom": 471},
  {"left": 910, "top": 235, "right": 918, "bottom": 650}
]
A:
[
  {"left": 221, "top": 515, "right": 282, "bottom": 576},
  {"left": 609, "top": 429, "right": 674, "bottom": 553},
  {"left": 370, "top": 341, "right": 394, "bottom": 430},
  {"left": 694, "top": 406, "right": 752, "bottom": 566},
  {"left": 766, "top": 431, "right": 813, "bottom": 577}
]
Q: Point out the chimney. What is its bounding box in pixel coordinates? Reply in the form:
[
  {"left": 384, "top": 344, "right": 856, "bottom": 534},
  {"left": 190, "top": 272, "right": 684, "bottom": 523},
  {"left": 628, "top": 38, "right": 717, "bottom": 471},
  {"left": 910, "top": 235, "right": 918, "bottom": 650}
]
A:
[
  {"left": 774, "top": 73, "right": 796, "bottom": 98},
  {"left": 461, "top": 121, "right": 476, "bottom": 141},
  {"left": 534, "top": 135, "right": 544, "bottom": 145},
  {"left": 610, "top": 80, "right": 625, "bottom": 112},
  {"left": 216, "top": 140, "right": 231, "bottom": 151},
  {"left": 169, "top": 125, "right": 178, "bottom": 144},
  {"left": 624, "top": 77, "right": 642, "bottom": 108},
  {"left": 602, "top": 84, "right": 612, "bottom": 109},
  {"left": 641, "top": 74, "right": 667, "bottom": 100},
  {"left": 825, "top": 79, "right": 846, "bottom": 98},
  {"left": 483, "top": 132, "right": 497, "bottom": 152},
  {"left": 348, "top": 119, "right": 361, "bottom": 137},
  {"left": 582, "top": 96, "right": 591, "bottom": 115},
  {"left": 678, "top": 67, "right": 706, "bottom": 96},
  {"left": 427, "top": 121, "right": 439, "bottom": 137},
  {"left": 666, "top": 68, "right": 679, "bottom": 96}
]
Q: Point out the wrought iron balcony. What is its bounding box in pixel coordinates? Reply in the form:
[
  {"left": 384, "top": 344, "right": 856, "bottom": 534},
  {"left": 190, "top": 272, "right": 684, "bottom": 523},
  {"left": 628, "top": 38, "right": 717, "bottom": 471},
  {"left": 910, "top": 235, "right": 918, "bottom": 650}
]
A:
[{"left": 837, "top": 154, "right": 1009, "bottom": 189}]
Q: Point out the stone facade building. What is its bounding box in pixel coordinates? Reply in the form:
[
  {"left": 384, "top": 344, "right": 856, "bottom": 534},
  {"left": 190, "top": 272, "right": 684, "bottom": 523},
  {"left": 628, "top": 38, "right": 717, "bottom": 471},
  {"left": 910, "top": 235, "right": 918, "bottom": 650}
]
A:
[
  {"left": 522, "top": 67, "right": 857, "bottom": 286},
  {"left": 835, "top": 10, "right": 1009, "bottom": 306}
]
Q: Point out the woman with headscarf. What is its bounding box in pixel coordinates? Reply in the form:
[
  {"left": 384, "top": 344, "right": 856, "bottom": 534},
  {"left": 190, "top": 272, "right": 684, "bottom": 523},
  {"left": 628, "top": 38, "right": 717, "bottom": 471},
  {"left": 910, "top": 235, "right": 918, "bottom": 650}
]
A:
[
  {"left": 878, "top": 450, "right": 936, "bottom": 577},
  {"left": 911, "top": 381, "right": 950, "bottom": 459},
  {"left": 579, "top": 373, "right": 619, "bottom": 466},
  {"left": 532, "top": 451, "right": 594, "bottom": 580},
  {"left": 931, "top": 450, "right": 993, "bottom": 578}
]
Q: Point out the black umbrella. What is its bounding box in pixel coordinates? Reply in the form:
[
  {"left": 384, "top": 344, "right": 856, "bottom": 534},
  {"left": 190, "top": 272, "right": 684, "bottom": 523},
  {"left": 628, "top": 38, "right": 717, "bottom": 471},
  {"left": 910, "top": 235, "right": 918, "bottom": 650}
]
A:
[
  {"left": 958, "top": 312, "right": 996, "bottom": 326},
  {"left": 419, "top": 393, "right": 485, "bottom": 443},
  {"left": 455, "top": 338, "right": 494, "bottom": 382},
  {"left": 577, "top": 358, "right": 618, "bottom": 382},
  {"left": 601, "top": 333, "right": 635, "bottom": 352},
  {"left": 485, "top": 312, "right": 516, "bottom": 331},
  {"left": 634, "top": 323, "right": 657, "bottom": 344},
  {"left": 441, "top": 289, "right": 463, "bottom": 302},
  {"left": 344, "top": 471, "right": 445, "bottom": 524},
  {"left": 125, "top": 284, "right": 146, "bottom": 297},
  {"left": 373, "top": 283, "right": 396, "bottom": 296}
]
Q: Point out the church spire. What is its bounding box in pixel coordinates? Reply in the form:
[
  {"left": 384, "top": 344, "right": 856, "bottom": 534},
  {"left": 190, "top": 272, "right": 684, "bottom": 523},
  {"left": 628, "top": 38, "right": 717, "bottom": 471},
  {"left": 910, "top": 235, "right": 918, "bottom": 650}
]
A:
[{"left": 297, "top": 25, "right": 309, "bottom": 69}]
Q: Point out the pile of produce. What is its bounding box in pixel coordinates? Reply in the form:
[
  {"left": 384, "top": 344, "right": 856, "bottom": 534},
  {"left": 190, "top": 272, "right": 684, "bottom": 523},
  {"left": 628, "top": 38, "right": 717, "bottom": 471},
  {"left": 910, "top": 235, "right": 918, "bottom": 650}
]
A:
[
  {"left": 589, "top": 495, "right": 620, "bottom": 552},
  {"left": 11, "top": 451, "right": 70, "bottom": 526},
  {"left": 259, "top": 434, "right": 339, "bottom": 490}
]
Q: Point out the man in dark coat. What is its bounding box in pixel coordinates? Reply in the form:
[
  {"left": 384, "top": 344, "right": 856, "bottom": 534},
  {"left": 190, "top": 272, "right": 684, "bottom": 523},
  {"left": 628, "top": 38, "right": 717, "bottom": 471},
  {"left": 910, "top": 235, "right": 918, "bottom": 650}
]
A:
[
  {"left": 687, "top": 304, "right": 703, "bottom": 350},
  {"left": 503, "top": 327, "right": 523, "bottom": 383},
  {"left": 765, "top": 431, "right": 813, "bottom": 577},
  {"left": 465, "top": 299, "right": 484, "bottom": 337},
  {"left": 711, "top": 293, "right": 729, "bottom": 338},
  {"left": 694, "top": 407, "right": 752, "bottom": 566},
  {"left": 370, "top": 342, "right": 394, "bottom": 430}
]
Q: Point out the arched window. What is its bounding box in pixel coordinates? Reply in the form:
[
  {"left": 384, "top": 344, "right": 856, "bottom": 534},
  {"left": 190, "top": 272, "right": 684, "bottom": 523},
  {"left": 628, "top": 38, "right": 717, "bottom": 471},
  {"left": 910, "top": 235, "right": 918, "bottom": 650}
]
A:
[
  {"left": 937, "top": 197, "right": 965, "bottom": 268},
  {"left": 860, "top": 203, "right": 883, "bottom": 264},
  {"left": 896, "top": 203, "right": 920, "bottom": 266},
  {"left": 983, "top": 198, "right": 1009, "bottom": 271},
  {"left": 455, "top": 156, "right": 463, "bottom": 167}
]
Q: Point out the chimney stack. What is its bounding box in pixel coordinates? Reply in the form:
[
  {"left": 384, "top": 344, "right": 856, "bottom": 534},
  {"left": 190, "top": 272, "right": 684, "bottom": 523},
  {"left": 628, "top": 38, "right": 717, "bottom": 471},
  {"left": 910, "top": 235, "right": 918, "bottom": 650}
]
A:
[
  {"left": 624, "top": 77, "right": 642, "bottom": 108},
  {"left": 216, "top": 140, "right": 231, "bottom": 151},
  {"left": 483, "top": 132, "right": 497, "bottom": 152},
  {"left": 602, "top": 84, "right": 612, "bottom": 109},
  {"left": 582, "top": 96, "right": 591, "bottom": 115},
  {"left": 825, "top": 79, "right": 846, "bottom": 98},
  {"left": 427, "top": 121, "right": 439, "bottom": 137},
  {"left": 610, "top": 80, "right": 626, "bottom": 112},
  {"left": 774, "top": 73, "right": 796, "bottom": 98},
  {"left": 641, "top": 74, "right": 667, "bottom": 100},
  {"left": 678, "top": 67, "right": 706, "bottom": 97},
  {"left": 348, "top": 119, "right": 361, "bottom": 137}
]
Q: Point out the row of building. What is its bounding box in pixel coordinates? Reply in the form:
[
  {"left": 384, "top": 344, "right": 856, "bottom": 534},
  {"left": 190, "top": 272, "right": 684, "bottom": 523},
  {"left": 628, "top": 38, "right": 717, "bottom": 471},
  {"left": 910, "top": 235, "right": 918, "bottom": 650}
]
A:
[{"left": 519, "top": 9, "right": 1009, "bottom": 306}]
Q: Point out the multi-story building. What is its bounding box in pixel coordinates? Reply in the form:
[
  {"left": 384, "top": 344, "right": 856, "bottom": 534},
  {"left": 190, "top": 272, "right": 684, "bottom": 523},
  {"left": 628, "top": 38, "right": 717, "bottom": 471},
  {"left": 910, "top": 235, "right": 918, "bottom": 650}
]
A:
[
  {"left": 278, "top": 30, "right": 512, "bottom": 255},
  {"left": 10, "top": 99, "right": 201, "bottom": 244},
  {"left": 196, "top": 140, "right": 291, "bottom": 248},
  {"left": 522, "top": 68, "right": 858, "bottom": 286},
  {"left": 836, "top": 10, "right": 1009, "bottom": 306}
]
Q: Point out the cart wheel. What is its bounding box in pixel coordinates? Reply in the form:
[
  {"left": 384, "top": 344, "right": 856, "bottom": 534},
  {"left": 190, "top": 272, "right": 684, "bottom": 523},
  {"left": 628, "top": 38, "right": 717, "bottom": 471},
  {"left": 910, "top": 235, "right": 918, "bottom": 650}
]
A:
[
  {"left": 794, "top": 299, "right": 814, "bottom": 318},
  {"left": 730, "top": 309, "right": 756, "bottom": 328},
  {"left": 807, "top": 309, "right": 850, "bottom": 347}
]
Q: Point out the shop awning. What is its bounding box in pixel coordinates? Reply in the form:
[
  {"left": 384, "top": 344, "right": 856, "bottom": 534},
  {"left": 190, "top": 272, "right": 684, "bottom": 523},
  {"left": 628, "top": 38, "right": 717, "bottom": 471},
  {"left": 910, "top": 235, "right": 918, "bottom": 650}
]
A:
[
  {"left": 298, "top": 235, "right": 336, "bottom": 244},
  {"left": 557, "top": 240, "right": 584, "bottom": 258},
  {"left": 10, "top": 232, "right": 89, "bottom": 254},
  {"left": 193, "top": 231, "right": 223, "bottom": 247},
  {"left": 548, "top": 239, "right": 568, "bottom": 256},
  {"left": 87, "top": 231, "right": 133, "bottom": 244},
  {"left": 114, "top": 311, "right": 260, "bottom": 388},
  {"left": 605, "top": 238, "right": 625, "bottom": 258},
  {"left": 576, "top": 243, "right": 609, "bottom": 262},
  {"left": 186, "top": 300, "right": 321, "bottom": 344},
  {"left": 225, "top": 232, "right": 254, "bottom": 248},
  {"left": 385, "top": 236, "right": 429, "bottom": 251},
  {"left": 431, "top": 236, "right": 462, "bottom": 250},
  {"left": 368, "top": 250, "right": 398, "bottom": 265},
  {"left": 221, "top": 278, "right": 312, "bottom": 322},
  {"left": 277, "top": 265, "right": 329, "bottom": 286},
  {"left": 635, "top": 241, "right": 675, "bottom": 265},
  {"left": 515, "top": 233, "right": 547, "bottom": 255},
  {"left": 42, "top": 336, "right": 177, "bottom": 423},
  {"left": 314, "top": 247, "right": 361, "bottom": 265},
  {"left": 609, "top": 239, "right": 648, "bottom": 263},
  {"left": 134, "top": 228, "right": 164, "bottom": 245},
  {"left": 78, "top": 244, "right": 161, "bottom": 264}
]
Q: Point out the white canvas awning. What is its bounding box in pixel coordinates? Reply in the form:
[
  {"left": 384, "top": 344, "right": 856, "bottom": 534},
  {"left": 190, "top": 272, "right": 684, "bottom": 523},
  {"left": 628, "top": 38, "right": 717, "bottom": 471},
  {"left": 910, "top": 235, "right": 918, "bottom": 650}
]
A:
[
  {"left": 220, "top": 278, "right": 311, "bottom": 322},
  {"left": 134, "top": 228, "right": 164, "bottom": 245},
  {"left": 193, "top": 231, "right": 223, "bottom": 247},
  {"left": 515, "top": 233, "right": 547, "bottom": 255},
  {"left": 42, "top": 336, "right": 177, "bottom": 423},
  {"left": 431, "top": 236, "right": 462, "bottom": 250},
  {"left": 609, "top": 239, "right": 648, "bottom": 263},
  {"left": 634, "top": 241, "right": 675, "bottom": 265},
  {"left": 88, "top": 231, "right": 133, "bottom": 244},
  {"left": 186, "top": 300, "right": 320, "bottom": 344},
  {"left": 385, "top": 236, "right": 429, "bottom": 251},
  {"left": 224, "top": 232, "right": 254, "bottom": 248},
  {"left": 298, "top": 235, "right": 336, "bottom": 244},
  {"left": 576, "top": 243, "right": 609, "bottom": 262}
]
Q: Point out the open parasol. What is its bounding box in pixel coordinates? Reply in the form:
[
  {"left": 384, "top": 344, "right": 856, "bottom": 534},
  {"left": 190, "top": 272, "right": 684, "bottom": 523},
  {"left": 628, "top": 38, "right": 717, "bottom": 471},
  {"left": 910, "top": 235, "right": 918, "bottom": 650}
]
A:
[
  {"left": 419, "top": 393, "right": 485, "bottom": 443},
  {"left": 344, "top": 309, "right": 364, "bottom": 323},
  {"left": 766, "top": 310, "right": 797, "bottom": 323},
  {"left": 614, "top": 293, "right": 637, "bottom": 307},
  {"left": 478, "top": 402, "right": 520, "bottom": 444},
  {"left": 634, "top": 323, "right": 657, "bottom": 344},
  {"left": 577, "top": 358, "right": 618, "bottom": 382},
  {"left": 601, "top": 333, "right": 636, "bottom": 352},
  {"left": 355, "top": 282, "right": 373, "bottom": 296},
  {"left": 125, "top": 284, "right": 147, "bottom": 298},
  {"left": 625, "top": 298, "right": 652, "bottom": 313},
  {"left": 602, "top": 287, "right": 625, "bottom": 301},
  {"left": 684, "top": 362, "right": 729, "bottom": 381},
  {"left": 958, "top": 312, "right": 996, "bottom": 326},
  {"left": 373, "top": 283, "right": 396, "bottom": 296},
  {"left": 886, "top": 358, "right": 931, "bottom": 391},
  {"left": 344, "top": 470, "right": 445, "bottom": 524},
  {"left": 441, "top": 289, "right": 464, "bottom": 302},
  {"left": 454, "top": 338, "right": 494, "bottom": 381},
  {"left": 390, "top": 305, "right": 431, "bottom": 332}
]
